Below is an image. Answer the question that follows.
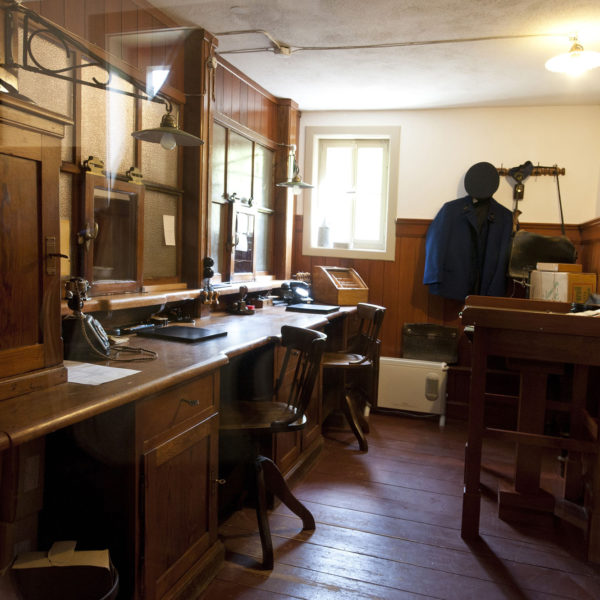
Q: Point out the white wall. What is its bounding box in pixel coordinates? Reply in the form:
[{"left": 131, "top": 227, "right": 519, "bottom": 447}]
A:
[{"left": 299, "top": 106, "right": 600, "bottom": 224}]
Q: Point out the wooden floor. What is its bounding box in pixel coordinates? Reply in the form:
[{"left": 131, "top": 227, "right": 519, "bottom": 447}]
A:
[{"left": 200, "top": 413, "right": 600, "bottom": 599}]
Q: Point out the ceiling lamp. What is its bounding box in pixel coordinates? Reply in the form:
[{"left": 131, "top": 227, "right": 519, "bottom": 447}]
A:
[
  {"left": 545, "top": 37, "right": 600, "bottom": 76},
  {"left": 131, "top": 106, "right": 203, "bottom": 150},
  {"left": 276, "top": 144, "right": 313, "bottom": 195}
]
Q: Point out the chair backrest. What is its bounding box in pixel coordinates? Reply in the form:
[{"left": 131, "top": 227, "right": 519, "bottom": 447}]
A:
[
  {"left": 272, "top": 325, "right": 327, "bottom": 428},
  {"left": 349, "top": 303, "right": 386, "bottom": 360}
]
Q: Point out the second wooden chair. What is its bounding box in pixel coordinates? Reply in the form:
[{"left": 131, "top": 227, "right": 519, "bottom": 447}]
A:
[{"left": 322, "top": 302, "right": 386, "bottom": 452}]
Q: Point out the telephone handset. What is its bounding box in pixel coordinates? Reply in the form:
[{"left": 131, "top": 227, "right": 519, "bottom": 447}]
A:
[{"left": 62, "top": 278, "right": 110, "bottom": 360}]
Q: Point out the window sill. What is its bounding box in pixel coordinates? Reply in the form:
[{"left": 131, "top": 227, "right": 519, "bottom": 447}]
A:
[{"left": 302, "top": 245, "right": 395, "bottom": 261}]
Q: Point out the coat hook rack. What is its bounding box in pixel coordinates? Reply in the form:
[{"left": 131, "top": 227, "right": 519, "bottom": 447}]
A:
[{"left": 497, "top": 164, "right": 565, "bottom": 177}]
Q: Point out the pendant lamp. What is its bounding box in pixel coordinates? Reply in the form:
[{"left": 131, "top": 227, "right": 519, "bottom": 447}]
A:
[
  {"left": 132, "top": 106, "right": 203, "bottom": 150},
  {"left": 545, "top": 37, "right": 600, "bottom": 76},
  {"left": 276, "top": 144, "right": 313, "bottom": 195}
]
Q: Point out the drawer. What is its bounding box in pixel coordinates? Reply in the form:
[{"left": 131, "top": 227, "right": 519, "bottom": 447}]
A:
[{"left": 137, "top": 372, "right": 218, "bottom": 442}]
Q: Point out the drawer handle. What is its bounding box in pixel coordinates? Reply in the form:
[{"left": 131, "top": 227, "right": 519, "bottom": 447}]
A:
[
  {"left": 180, "top": 398, "right": 199, "bottom": 407},
  {"left": 214, "top": 479, "right": 226, "bottom": 485}
]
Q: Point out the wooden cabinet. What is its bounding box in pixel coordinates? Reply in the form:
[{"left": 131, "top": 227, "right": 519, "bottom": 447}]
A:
[
  {"left": 42, "top": 370, "right": 223, "bottom": 600},
  {"left": 0, "top": 95, "right": 71, "bottom": 400},
  {"left": 137, "top": 373, "right": 222, "bottom": 600}
]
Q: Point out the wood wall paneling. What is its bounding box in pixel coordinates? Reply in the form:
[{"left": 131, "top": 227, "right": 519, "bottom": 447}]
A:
[
  {"left": 577, "top": 217, "right": 600, "bottom": 275},
  {"left": 25, "top": 0, "right": 185, "bottom": 92},
  {"left": 238, "top": 81, "right": 248, "bottom": 128},
  {"left": 85, "top": 0, "right": 106, "bottom": 49},
  {"left": 120, "top": 0, "right": 139, "bottom": 69},
  {"left": 213, "top": 59, "right": 281, "bottom": 144},
  {"left": 39, "top": 0, "right": 65, "bottom": 28},
  {"left": 105, "top": 0, "right": 123, "bottom": 60}
]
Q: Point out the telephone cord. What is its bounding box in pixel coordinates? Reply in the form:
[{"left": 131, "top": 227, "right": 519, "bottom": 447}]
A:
[{"left": 79, "top": 316, "right": 158, "bottom": 362}]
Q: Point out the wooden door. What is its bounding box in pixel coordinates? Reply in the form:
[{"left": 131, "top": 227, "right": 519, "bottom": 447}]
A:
[{"left": 142, "top": 414, "right": 219, "bottom": 600}]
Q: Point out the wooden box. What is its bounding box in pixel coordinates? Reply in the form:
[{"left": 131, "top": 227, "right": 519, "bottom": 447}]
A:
[{"left": 312, "top": 266, "right": 369, "bottom": 306}]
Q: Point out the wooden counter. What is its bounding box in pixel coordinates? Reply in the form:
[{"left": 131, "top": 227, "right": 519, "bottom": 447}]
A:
[{"left": 0, "top": 305, "right": 354, "bottom": 450}]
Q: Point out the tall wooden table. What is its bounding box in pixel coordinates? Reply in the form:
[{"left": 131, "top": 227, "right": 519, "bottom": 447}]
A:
[{"left": 460, "top": 295, "right": 600, "bottom": 563}]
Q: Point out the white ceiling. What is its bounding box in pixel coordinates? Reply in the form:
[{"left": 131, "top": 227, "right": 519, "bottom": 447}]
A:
[{"left": 148, "top": 0, "right": 600, "bottom": 111}]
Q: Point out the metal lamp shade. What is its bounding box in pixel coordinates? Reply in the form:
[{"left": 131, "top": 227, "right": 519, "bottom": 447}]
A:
[{"left": 131, "top": 111, "right": 203, "bottom": 147}]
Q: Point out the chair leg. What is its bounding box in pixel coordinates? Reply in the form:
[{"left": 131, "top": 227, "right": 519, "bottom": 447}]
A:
[
  {"left": 257, "top": 456, "right": 315, "bottom": 530},
  {"left": 342, "top": 390, "right": 368, "bottom": 452},
  {"left": 355, "top": 396, "right": 370, "bottom": 434},
  {"left": 254, "top": 458, "right": 274, "bottom": 570}
]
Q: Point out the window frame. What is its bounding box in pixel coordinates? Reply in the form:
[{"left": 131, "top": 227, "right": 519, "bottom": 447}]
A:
[
  {"left": 302, "top": 125, "right": 400, "bottom": 261},
  {"left": 209, "top": 119, "right": 276, "bottom": 283}
]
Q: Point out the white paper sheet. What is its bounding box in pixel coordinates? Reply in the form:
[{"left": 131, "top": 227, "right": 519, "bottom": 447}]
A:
[
  {"left": 163, "top": 214, "right": 176, "bottom": 246},
  {"left": 65, "top": 361, "right": 140, "bottom": 385}
]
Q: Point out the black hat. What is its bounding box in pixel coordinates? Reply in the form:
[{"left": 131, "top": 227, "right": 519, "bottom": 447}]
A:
[{"left": 464, "top": 161, "right": 499, "bottom": 200}]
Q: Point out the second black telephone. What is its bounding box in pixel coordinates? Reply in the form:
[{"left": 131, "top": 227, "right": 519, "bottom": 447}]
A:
[{"left": 279, "top": 280, "right": 313, "bottom": 304}]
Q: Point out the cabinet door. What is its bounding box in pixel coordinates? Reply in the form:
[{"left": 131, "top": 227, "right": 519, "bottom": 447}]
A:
[
  {"left": 0, "top": 129, "right": 66, "bottom": 398},
  {"left": 142, "top": 414, "right": 218, "bottom": 600}
]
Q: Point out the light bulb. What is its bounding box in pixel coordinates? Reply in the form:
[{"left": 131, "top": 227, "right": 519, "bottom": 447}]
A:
[{"left": 160, "top": 132, "right": 177, "bottom": 150}]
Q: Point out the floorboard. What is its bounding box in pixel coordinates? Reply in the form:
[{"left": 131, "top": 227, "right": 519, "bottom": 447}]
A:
[{"left": 199, "top": 413, "right": 600, "bottom": 599}]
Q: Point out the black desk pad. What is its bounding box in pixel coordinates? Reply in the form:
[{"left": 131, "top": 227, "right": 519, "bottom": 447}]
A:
[
  {"left": 136, "top": 326, "right": 227, "bottom": 343},
  {"left": 286, "top": 303, "right": 340, "bottom": 314}
]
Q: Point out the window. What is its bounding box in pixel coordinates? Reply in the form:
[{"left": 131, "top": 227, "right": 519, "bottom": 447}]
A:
[
  {"left": 210, "top": 123, "right": 275, "bottom": 282},
  {"left": 303, "top": 126, "right": 400, "bottom": 261}
]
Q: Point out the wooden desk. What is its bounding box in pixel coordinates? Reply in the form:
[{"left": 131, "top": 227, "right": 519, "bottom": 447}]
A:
[
  {"left": 460, "top": 295, "right": 600, "bottom": 563},
  {"left": 0, "top": 306, "right": 353, "bottom": 449},
  {"left": 0, "top": 305, "right": 354, "bottom": 599}
]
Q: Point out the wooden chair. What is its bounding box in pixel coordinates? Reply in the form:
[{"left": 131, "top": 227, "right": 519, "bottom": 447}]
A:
[
  {"left": 219, "top": 325, "right": 327, "bottom": 569},
  {"left": 322, "top": 303, "right": 386, "bottom": 452}
]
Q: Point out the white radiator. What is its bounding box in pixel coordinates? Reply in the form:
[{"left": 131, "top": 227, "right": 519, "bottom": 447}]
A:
[{"left": 377, "top": 357, "right": 448, "bottom": 426}]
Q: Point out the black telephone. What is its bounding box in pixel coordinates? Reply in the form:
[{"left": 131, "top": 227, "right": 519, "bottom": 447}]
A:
[
  {"left": 62, "top": 278, "right": 110, "bottom": 360},
  {"left": 279, "top": 280, "right": 313, "bottom": 304}
]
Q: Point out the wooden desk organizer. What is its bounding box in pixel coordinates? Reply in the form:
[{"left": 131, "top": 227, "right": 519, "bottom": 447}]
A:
[{"left": 312, "top": 266, "right": 368, "bottom": 305}]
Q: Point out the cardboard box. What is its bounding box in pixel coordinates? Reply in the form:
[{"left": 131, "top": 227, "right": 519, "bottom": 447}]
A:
[
  {"left": 535, "top": 262, "right": 583, "bottom": 273},
  {"left": 530, "top": 271, "right": 597, "bottom": 303},
  {"left": 0, "top": 438, "right": 45, "bottom": 522},
  {"left": 12, "top": 541, "right": 117, "bottom": 600}
]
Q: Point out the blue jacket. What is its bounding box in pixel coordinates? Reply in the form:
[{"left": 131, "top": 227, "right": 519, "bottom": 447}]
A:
[{"left": 423, "top": 196, "right": 513, "bottom": 301}]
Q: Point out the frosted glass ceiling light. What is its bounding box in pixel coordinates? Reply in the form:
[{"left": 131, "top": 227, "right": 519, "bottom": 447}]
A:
[
  {"left": 131, "top": 107, "right": 203, "bottom": 150},
  {"left": 545, "top": 37, "right": 600, "bottom": 76},
  {"left": 276, "top": 144, "right": 313, "bottom": 195}
]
